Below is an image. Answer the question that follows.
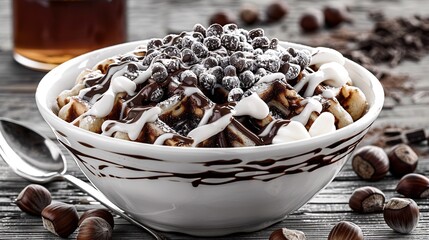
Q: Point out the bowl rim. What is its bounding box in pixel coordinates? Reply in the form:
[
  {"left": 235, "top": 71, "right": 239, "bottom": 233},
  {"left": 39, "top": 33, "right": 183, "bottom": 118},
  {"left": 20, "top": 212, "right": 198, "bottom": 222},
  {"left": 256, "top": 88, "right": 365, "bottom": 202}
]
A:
[{"left": 35, "top": 40, "right": 384, "bottom": 155}]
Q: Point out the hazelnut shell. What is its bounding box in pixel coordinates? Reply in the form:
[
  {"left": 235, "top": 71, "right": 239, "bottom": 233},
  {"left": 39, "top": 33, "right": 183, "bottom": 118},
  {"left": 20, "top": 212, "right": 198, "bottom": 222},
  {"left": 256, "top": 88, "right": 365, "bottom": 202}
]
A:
[
  {"left": 269, "top": 228, "right": 306, "bottom": 240},
  {"left": 41, "top": 202, "right": 79, "bottom": 238},
  {"left": 79, "top": 208, "right": 114, "bottom": 229},
  {"left": 328, "top": 221, "right": 364, "bottom": 240},
  {"left": 351, "top": 146, "right": 389, "bottom": 181},
  {"left": 77, "top": 217, "right": 112, "bottom": 240},
  {"left": 383, "top": 197, "right": 420, "bottom": 234},
  {"left": 266, "top": 1, "right": 288, "bottom": 22},
  {"left": 349, "top": 186, "right": 385, "bottom": 213},
  {"left": 209, "top": 11, "right": 236, "bottom": 26},
  {"left": 396, "top": 173, "right": 429, "bottom": 199},
  {"left": 388, "top": 144, "right": 418, "bottom": 178},
  {"left": 240, "top": 4, "right": 260, "bottom": 25},
  {"left": 299, "top": 9, "right": 324, "bottom": 32},
  {"left": 15, "top": 184, "right": 52, "bottom": 216}
]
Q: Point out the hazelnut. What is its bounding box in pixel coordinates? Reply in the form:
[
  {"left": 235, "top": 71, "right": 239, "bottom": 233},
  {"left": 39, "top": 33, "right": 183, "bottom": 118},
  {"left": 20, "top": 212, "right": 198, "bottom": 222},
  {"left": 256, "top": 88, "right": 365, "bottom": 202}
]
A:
[
  {"left": 41, "top": 202, "right": 79, "bottom": 238},
  {"left": 349, "top": 186, "right": 385, "bottom": 213},
  {"left": 269, "top": 228, "right": 306, "bottom": 240},
  {"left": 79, "top": 208, "right": 114, "bottom": 229},
  {"left": 323, "top": 5, "right": 350, "bottom": 28},
  {"left": 351, "top": 146, "right": 389, "bottom": 181},
  {"left": 396, "top": 173, "right": 429, "bottom": 199},
  {"left": 240, "top": 4, "right": 260, "bottom": 25},
  {"left": 77, "top": 217, "right": 112, "bottom": 240},
  {"left": 15, "top": 184, "right": 52, "bottom": 216},
  {"left": 209, "top": 10, "right": 236, "bottom": 26},
  {"left": 383, "top": 197, "right": 420, "bottom": 234},
  {"left": 299, "top": 9, "right": 324, "bottom": 32},
  {"left": 266, "top": 1, "right": 288, "bottom": 22},
  {"left": 388, "top": 144, "right": 418, "bottom": 178},
  {"left": 328, "top": 221, "right": 364, "bottom": 240}
]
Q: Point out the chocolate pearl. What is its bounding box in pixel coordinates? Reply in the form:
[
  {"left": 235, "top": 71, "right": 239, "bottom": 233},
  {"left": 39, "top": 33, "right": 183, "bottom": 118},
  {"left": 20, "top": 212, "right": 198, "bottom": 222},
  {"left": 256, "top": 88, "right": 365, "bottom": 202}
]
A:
[
  {"left": 151, "top": 62, "right": 168, "bottom": 83},
  {"left": 269, "top": 38, "right": 279, "bottom": 49},
  {"left": 219, "top": 56, "right": 230, "bottom": 69},
  {"left": 181, "top": 36, "right": 195, "bottom": 49},
  {"left": 162, "top": 34, "right": 175, "bottom": 44},
  {"left": 206, "top": 23, "right": 224, "bottom": 38},
  {"left": 204, "top": 36, "right": 221, "bottom": 51},
  {"left": 251, "top": 36, "right": 269, "bottom": 49},
  {"left": 199, "top": 73, "right": 216, "bottom": 90},
  {"left": 224, "top": 65, "right": 237, "bottom": 77},
  {"left": 190, "top": 64, "right": 205, "bottom": 78},
  {"left": 147, "top": 38, "right": 163, "bottom": 50},
  {"left": 240, "top": 4, "right": 260, "bottom": 25},
  {"left": 221, "top": 34, "right": 240, "bottom": 51},
  {"left": 300, "top": 9, "right": 324, "bottom": 32},
  {"left": 192, "top": 32, "right": 205, "bottom": 43},
  {"left": 266, "top": 1, "right": 288, "bottom": 22},
  {"left": 227, "top": 88, "right": 244, "bottom": 102},
  {"left": 222, "top": 76, "right": 240, "bottom": 91},
  {"left": 248, "top": 28, "right": 265, "bottom": 40},
  {"left": 162, "top": 46, "right": 180, "bottom": 58},
  {"left": 230, "top": 52, "right": 246, "bottom": 73},
  {"left": 142, "top": 50, "right": 160, "bottom": 66},
  {"left": 208, "top": 66, "right": 224, "bottom": 83},
  {"left": 223, "top": 23, "right": 238, "bottom": 33},
  {"left": 285, "top": 63, "right": 301, "bottom": 80},
  {"left": 239, "top": 70, "right": 256, "bottom": 89},
  {"left": 202, "top": 56, "right": 219, "bottom": 68},
  {"left": 191, "top": 41, "right": 209, "bottom": 58},
  {"left": 209, "top": 11, "right": 236, "bottom": 26},
  {"left": 180, "top": 70, "right": 197, "bottom": 83},
  {"left": 193, "top": 23, "right": 207, "bottom": 37},
  {"left": 181, "top": 49, "right": 199, "bottom": 65}
]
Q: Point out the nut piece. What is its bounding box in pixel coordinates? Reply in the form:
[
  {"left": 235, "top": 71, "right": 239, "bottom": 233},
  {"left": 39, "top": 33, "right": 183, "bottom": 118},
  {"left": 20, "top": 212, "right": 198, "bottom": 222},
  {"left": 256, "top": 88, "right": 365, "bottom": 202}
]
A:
[
  {"left": 269, "top": 228, "right": 306, "bottom": 240},
  {"left": 240, "top": 4, "right": 260, "bottom": 25},
  {"left": 383, "top": 197, "right": 420, "bottom": 234},
  {"left": 396, "top": 173, "right": 429, "bottom": 199},
  {"left": 79, "top": 208, "right": 114, "bottom": 229},
  {"left": 209, "top": 11, "right": 236, "bottom": 26},
  {"left": 15, "top": 184, "right": 52, "bottom": 216},
  {"left": 77, "top": 217, "right": 112, "bottom": 240},
  {"left": 351, "top": 146, "right": 389, "bottom": 181},
  {"left": 388, "top": 144, "right": 418, "bottom": 178},
  {"left": 323, "top": 5, "right": 350, "bottom": 28},
  {"left": 299, "top": 9, "right": 324, "bottom": 32},
  {"left": 266, "top": 1, "right": 288, "bottom": 22},
  {"left": 328, "top": 221, "right": 364, "bottom": 240},
  {"left": 41, "top": 202, "right": 79, "bottom": 238},
  {"left": 349, "top": 186, "right": 385, "bottom": 213}
]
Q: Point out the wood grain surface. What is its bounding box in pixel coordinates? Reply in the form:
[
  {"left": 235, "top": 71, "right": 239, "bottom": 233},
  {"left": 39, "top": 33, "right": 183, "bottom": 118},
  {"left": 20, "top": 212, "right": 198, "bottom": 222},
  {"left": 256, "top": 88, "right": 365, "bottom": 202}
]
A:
[{"left": 1, "top": 0, "right": 429, "bottom": 239}]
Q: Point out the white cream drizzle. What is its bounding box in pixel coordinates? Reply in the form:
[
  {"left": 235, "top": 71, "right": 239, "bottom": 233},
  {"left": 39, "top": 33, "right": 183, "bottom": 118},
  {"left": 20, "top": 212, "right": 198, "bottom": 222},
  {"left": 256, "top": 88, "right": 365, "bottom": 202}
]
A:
[
  {"left": 293, "top": 62, "right": 350, "bottom": 97},
  {"left": 308, "top": 112, "right": 336, "bottom": 137},
  {"left": 272, "top": 121, "right": 311, "bottom": 144},
  {"left": 198, "top": 106, "right": 214, "bottom": 127},
  {"left": 291, "top": 97, "right": 322, "bottom": 125},
  {"left": 255, "top": 72, "right": 285, "bottom": 85},
  {"left": 258, "top": 120, "right": 277, "bottom": 137},
  {"left": 101, "top": 106, "right": 162, "bottom": 141},
  {"left": 310, "top": 47, "right": 345, "bottom": 66}
]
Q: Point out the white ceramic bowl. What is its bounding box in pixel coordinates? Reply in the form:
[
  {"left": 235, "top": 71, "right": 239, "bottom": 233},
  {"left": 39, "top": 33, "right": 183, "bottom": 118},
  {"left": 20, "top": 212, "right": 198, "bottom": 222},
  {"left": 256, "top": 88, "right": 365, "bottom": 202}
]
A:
[{"left": 36, "top": 40, "right": 384, "bottom": 236}]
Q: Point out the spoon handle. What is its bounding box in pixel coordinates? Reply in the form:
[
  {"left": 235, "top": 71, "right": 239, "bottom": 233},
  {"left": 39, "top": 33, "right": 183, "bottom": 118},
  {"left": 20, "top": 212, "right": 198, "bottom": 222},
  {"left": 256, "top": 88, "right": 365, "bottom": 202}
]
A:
[{"left": 63, "top": 174, "right": 168, "bottom": 240}]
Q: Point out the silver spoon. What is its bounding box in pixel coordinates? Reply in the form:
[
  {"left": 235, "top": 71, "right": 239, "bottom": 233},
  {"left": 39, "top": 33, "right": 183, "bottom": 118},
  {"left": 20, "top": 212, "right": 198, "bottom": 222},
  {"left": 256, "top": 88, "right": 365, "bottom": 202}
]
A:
[{"left": 0, "top": 118, "right": 167, "bottom": 240}]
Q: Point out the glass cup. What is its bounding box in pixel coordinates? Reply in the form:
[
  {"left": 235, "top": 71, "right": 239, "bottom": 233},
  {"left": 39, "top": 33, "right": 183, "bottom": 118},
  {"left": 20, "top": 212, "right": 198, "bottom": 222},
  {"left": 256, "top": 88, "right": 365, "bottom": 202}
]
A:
[{"left": 12, "top": 0, "right": 127, "bottom": 71}]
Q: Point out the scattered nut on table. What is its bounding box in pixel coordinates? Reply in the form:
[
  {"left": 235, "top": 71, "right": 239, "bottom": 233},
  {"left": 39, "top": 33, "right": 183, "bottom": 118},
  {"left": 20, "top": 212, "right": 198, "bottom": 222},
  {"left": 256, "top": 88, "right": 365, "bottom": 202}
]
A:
[
  {"left": 351, "top": 145, "right": 389, "bottom": 181},
  {"left": 41, "top": 202, "right": 79, "bottom": 238},
  {"left": 15, "top": 184, "right": 52, "bottom": 216},
  {"left": 349, "top": 186, "right": 385, "bottom": 213},
  {"left": 388, "top": 143, "right": 418, "bottom": 178},
  {"left": 396, "top": 173, "right": 429, "bottom": 199},
  {"left": 328, "top": 221, "right": 364, "bottom": 240},
  {"left": 383, "top": 197, "right": 420, "bottom": 234}
]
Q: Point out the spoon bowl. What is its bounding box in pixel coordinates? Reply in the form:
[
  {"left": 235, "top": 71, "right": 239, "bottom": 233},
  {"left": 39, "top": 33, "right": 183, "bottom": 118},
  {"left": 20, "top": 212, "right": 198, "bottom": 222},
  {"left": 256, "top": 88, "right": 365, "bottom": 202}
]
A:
[{"left": 0, "top": 117, "right": 167, "bottom": 240}]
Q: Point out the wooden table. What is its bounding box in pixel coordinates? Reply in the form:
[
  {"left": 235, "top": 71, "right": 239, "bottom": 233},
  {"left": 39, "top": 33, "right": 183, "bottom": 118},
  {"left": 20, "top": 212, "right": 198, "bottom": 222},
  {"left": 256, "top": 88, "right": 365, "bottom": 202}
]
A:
[{"left": 1, "top": 0, "right": 429, "bottom": 239}]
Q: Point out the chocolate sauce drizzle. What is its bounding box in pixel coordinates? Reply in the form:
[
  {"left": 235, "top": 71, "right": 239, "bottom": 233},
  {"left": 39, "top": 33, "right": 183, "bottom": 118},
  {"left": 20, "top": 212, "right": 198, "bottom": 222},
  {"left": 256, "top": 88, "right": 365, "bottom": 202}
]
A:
[{"left": 59, "top": 126, "right": 369, "bottom": 187}]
